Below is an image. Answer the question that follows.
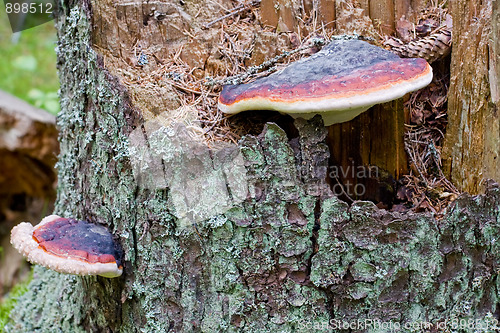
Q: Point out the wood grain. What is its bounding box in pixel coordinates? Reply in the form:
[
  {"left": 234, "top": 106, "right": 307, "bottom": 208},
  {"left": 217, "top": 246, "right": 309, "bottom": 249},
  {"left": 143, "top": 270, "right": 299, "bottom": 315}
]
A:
[{"left": 442, "top": 0, "right": 500, "bottom": 194}]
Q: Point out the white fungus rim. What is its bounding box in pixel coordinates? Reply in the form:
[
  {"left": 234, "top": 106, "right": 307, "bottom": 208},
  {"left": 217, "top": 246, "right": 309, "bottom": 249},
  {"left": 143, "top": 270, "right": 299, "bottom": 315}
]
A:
[
  {"left": 10, "top": 215, "right": 123, "bottom": 278},
  {"left": 219, "top": 63, "right": 433, "bottom": 126}
]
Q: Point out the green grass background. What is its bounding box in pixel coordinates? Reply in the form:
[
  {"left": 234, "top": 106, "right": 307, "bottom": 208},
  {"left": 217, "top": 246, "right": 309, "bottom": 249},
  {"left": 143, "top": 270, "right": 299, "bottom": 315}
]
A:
[
  {"left": 0, "top": 8, "right": 59, "bottom": 114},
  {"left": 0, "top": 269, "right": 32, "bottom": 332}
]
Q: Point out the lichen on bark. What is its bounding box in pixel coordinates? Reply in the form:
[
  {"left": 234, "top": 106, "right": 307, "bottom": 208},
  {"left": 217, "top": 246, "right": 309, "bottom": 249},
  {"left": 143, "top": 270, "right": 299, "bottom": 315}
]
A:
[{"left": 5, "top": 1, "right": 500, "bottom": 333}]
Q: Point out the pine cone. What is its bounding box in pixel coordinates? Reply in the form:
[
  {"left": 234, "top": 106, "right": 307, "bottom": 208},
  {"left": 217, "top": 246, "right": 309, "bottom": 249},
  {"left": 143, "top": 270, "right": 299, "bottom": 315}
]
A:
[{"left": 383, "top": 28, "right": 452, "bottom": 63}]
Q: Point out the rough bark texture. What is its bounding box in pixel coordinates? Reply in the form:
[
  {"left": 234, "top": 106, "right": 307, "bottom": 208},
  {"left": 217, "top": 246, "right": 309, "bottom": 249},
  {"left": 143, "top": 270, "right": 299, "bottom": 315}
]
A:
[
  {"left": 442, "top": 0, "right": 500, "bottom": 194},
  {"left": 5, "top": 1, "right": 500, "bottom": 332}
]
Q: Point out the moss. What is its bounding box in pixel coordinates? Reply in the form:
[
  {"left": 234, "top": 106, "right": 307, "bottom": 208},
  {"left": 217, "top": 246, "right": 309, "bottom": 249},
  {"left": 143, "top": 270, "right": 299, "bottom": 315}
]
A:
[
  {"left": 0, "top": 269, "right": 32, "bottom": 331},
  {"left": 6, "top": 0, "right": 500, "bottom": 331}
]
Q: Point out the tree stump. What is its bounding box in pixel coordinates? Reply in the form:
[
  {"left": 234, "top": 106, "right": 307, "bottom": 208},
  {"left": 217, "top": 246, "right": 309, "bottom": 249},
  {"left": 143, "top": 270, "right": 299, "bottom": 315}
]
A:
[
  {"left": 442, "top": 0, "right": 500, "bottom": 194},
  {"left": 5, "top": 1, "right": 500, "bottom": 332}
]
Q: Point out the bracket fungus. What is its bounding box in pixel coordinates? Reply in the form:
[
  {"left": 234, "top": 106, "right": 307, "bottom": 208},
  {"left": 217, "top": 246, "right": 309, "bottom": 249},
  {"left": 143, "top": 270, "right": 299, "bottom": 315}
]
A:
[
  {"left": 11, "top": 215, "right": 123, "bottom": 278},
  {"left": 218, "top": 40, "right": 433, "bottom": 125}
]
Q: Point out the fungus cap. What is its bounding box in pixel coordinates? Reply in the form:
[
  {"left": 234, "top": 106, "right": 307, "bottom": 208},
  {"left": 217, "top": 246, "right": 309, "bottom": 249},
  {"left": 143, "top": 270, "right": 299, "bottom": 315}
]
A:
[
  {"left": 11, "top": 215, "right": 123, "bottom": 278},
  {"left": 218, "top": 40, "right": 433, "bottom": 125}
]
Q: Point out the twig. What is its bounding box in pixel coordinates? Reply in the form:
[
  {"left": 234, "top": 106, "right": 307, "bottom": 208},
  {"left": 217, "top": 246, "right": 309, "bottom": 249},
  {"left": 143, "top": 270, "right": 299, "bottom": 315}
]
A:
[
  {"left": 169, "top": 81, "right": 218, "bottom": 97},
  {"left": 204, "top": 37, "right": 327, "bottom": 87},
  {"left": 204, "top": 34, "right": 374, "bottom": 87},
  {"left": 203, "top": 0, "right": 261, "bottom": 29}
]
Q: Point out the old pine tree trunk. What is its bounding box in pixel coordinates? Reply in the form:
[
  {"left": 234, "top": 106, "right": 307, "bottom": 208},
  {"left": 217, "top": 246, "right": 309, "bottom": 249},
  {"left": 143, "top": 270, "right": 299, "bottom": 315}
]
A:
[
  {"left": 6, "top": 0, "right": 500, "bottom": 332},
  {"left": 442, "top": 0, "right": 500, "bottom": 195}
]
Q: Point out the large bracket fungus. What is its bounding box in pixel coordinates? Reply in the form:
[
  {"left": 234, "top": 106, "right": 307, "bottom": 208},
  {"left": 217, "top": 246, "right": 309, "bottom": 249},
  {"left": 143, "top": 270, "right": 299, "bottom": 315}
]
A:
[
  {"left": 218, "top": 40, "right": 433, "bottom": 125},
  {"left": 10, "top": 215, "right": 123, "bottom": 278}
]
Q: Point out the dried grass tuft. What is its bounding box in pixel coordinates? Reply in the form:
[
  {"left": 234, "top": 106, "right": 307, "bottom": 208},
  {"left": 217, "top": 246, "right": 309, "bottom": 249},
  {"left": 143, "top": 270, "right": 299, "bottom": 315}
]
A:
[{"left": 119, "top": 0, "right": 459, "bottom": 214}]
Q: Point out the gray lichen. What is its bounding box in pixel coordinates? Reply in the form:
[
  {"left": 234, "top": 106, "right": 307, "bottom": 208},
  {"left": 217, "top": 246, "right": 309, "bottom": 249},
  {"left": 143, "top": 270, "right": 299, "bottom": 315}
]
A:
[{"left": 5, "top": 2, "right": 500, "bottom": 333}]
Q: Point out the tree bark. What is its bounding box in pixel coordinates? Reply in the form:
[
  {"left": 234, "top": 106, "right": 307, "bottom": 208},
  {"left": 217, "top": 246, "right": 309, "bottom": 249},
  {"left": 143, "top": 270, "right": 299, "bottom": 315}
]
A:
[
  {"left": 5, "top": 1, "right": 500, "bottom": 332},
  {"left": 442, "top": 0, "right": 500, "bottom": 194}
]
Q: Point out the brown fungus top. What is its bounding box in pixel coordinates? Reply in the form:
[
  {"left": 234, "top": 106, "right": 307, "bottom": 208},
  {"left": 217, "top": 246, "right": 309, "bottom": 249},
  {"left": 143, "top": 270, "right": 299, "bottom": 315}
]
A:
[
  {"left": 219, "top": 40, "right": 433, "bottom": 125},
  {"left": 32, "top": 217, "right": 122, "bottom": 265},
  {"left": 11, "top": 215, "right": 123, "bottom": 278}
]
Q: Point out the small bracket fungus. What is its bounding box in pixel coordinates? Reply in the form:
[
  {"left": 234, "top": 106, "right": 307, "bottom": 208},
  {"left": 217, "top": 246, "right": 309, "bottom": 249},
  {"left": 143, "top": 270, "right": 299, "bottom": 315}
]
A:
[
  {"left": 218, "top": 40, "right": 433, "bottom": 125},
  {"left": 11, "top": 215, "right": 123, "bottom": 278}
]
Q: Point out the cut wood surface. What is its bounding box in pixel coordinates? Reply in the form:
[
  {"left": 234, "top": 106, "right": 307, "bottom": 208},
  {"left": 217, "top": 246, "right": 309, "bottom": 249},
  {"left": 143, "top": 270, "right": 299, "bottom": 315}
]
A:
[{"left": 5, "top": 1, "right": 500, "bottom": 332}]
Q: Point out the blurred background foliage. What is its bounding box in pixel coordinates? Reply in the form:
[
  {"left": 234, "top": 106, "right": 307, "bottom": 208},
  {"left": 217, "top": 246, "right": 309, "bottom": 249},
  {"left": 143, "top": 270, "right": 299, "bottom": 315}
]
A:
[
  {"left": 0, "top": 12, "right": 58, "bottom": 329},
  {"left": 0, "top": 9, "right": 59, "bottom": 114},
  {"left": 0, "top": 269, "right": 32, "bottom": 331}
]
